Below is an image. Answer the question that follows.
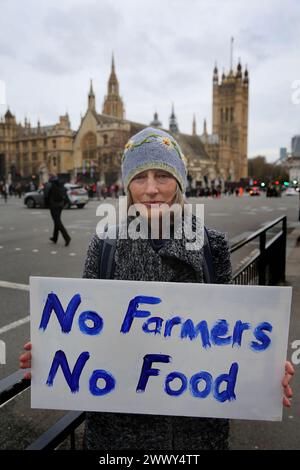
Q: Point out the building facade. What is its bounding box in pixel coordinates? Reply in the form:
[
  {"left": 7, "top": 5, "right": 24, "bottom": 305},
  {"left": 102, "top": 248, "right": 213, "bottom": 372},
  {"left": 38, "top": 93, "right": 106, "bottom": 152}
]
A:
[
  {"left": 73, "top": 59, "right": 217, "bottom": 188},
  {"left": 0, "top": 110, "right": 74, "bottom": 183},
  {"left": 200, "top": 62, "right": 249, "bottom": 182},
  {"left": 1, "top": 56, "right": 249, "bottom": 188},
  {"left": 286, "top": 135, "right": 300, "bottom": 183}
]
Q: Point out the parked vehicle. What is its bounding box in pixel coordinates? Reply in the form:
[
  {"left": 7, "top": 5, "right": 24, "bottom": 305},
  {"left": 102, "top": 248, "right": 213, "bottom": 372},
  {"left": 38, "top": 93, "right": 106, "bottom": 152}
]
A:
[
  {"left": 249, "top": 186, "right": 261, "bottom": 196},
  {"left": 63, "top": 183, "right": 89, "bottom": 208},
  {"left": 284, "top": 187, "right": 298, "bottom": 196},
  {"left": 24, "top": 183, "right": 89, "bottom": 209}
]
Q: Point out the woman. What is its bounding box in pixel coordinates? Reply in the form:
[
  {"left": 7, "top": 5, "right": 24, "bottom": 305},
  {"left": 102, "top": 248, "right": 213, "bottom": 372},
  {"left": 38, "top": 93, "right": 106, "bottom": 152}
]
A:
[{"left": 20, "top": 127, "right": 294, "bottom": 450}]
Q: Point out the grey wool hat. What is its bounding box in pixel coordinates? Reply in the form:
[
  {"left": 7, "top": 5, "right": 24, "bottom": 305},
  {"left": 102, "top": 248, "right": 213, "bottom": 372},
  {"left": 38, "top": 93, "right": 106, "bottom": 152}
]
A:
[{"left": 121, "top": 127, "right": 188, "bottom": 193}]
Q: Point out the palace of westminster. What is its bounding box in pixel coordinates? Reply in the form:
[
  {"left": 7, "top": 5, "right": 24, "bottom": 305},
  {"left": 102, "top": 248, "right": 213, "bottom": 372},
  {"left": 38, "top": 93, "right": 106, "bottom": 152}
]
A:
[{"left": 0, "top": 55, "right": 249, "bottom": 188}]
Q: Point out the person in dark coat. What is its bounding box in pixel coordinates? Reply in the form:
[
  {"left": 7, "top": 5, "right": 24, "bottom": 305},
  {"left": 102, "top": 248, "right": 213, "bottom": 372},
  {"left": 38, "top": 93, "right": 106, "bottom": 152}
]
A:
[{"left": 44, "top": 176, "right": 71, "bottom": 246}]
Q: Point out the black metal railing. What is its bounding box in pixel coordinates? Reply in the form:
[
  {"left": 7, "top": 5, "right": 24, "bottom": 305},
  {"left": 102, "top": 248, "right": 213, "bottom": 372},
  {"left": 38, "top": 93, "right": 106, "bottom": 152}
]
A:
[
  {"left": 0, "top": 215, "right": 288, "bottom": 449},
  {"left": 230, "top": 215, "right": 286, "bottom": 285}
]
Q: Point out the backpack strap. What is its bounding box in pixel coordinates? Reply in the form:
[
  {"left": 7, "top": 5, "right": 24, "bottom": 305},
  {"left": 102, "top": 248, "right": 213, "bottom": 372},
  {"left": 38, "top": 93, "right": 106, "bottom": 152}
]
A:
[
  {"left": 98, "top": 225, "right": 118, "bottom": 279},
  {"left": 202, "top": 227, "right": 216, "bottom": 284}
]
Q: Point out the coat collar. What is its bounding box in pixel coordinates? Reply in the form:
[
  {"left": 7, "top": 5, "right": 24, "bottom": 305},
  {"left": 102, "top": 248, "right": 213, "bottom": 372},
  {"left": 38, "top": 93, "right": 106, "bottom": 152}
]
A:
[{"left": 118, "top": 214, "right": 205, "bottom": 281}]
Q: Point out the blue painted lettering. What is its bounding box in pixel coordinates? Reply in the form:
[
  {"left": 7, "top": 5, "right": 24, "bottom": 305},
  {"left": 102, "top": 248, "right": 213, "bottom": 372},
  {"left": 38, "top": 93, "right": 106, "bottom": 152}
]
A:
[
  {"left": 251, "top": 322, "right": 272, "bottom": 351},
  {"left": 190, "top": 371, "right": 212, "bottom": 398},
  {"left": 89, "top": 369, "right": 116, "bottom": 396},
  {"left": 213, "top": 362, "right": 239, "bottom": 402},
  {"left": 180, "top": 319, "right": 211, "bottom": 348},
  {"left": 142, "top": 317, "right": 163, "bottom": 335},
  {"left": 232, "top": 320, "right": 251, "bottom": 347},
  {"left": 39, "top": 293, "right": 81, "bottom": 333},
  {"left": 165, "top": 372, "right": 187, "bottom": 396},
  {"left": 211, "top": 319, "right": 232, "bottom": 346},
  {"left": 120, "top": 296, "right": 162, "bottom": 334},
  {"left": 78, "top": 311, "right": 103, "bottom": 336},
  {"left": 136, "top": 354, "right": 171, "bottom": 392},
  {"left": 46, "top": 350, "right": 90, "bottom": 393}
]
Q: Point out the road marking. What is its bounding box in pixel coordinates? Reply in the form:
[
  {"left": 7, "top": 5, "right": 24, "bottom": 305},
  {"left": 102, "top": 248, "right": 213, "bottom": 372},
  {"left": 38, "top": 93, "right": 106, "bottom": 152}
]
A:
[
  {"left": 0, "top": 316, "right": 30, "bottom": 335},
  {"left": 209, "top": 213, "right": 230, "bottom": 217},
  {"left": 15, "top": 248, "right": 21, "bottom": 251},
  {"left": 51, "top": 251, "right": 57, "bottom": 254},
  {"left": 32, "top": 249, "right": 39, "bottom": 253},
  {"left": 0, "top": 246, "right": 3, "bottom": 249},
  {"left": 0, "top": 280, "right": 29, "bottom": 291},
  {"left": 69, "top": 253, "right": 76, "bottom": 256}
]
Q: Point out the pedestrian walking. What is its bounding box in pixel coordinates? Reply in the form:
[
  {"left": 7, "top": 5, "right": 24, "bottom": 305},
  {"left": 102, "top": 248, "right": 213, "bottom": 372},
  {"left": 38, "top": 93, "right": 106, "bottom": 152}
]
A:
[
  {"left": 96, "top": 181, "right": 102, "bottom": 200},
  {"left": 0, "top": 181, "right": 8, "bottom": 202},
  {"left": 43, "top": 176, "right": 71, "bottom": 246}
]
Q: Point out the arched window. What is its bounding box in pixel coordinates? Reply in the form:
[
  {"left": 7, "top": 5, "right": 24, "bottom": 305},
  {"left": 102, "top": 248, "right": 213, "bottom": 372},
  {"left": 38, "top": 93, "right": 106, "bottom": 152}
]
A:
[
  {"left": 103, "top": 134, "right": 108, "bottom": 145},
  {"left": 81, "top": 132, "right": 97, "bottom": 161}
]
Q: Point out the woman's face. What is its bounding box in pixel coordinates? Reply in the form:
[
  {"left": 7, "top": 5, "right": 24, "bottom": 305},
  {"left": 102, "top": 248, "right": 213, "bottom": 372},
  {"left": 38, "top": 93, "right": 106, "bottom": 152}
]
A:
[{"left": 128, "top": 169, "right": 178, "bottom": 220}]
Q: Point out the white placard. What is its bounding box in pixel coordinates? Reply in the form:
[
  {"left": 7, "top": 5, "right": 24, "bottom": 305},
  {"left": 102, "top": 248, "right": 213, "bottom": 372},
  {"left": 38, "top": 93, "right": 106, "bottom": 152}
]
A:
[{"left": 30, "top": 277, "right": 292, "bottom": 421}]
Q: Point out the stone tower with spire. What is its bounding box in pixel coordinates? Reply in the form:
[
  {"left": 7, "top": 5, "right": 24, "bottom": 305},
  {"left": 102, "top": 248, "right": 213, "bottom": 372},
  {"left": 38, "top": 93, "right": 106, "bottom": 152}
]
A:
[
  {"left": 212, "top": 57, "right": 249, "bottom": 181},
  {"left": 192, "top": 114, "right": 197, "bottom": 136},
  {"left": 150, "top": 111, "right": 162, "bottom": 128},
  {"left": 169, "top": 104, "right": 179, "bottom": 134},
  {"left": 102, "top": 53, "right": 125, "bottom": 119},
  {"left": 88, "top": 79, "right": 96, "bottom": 111}
]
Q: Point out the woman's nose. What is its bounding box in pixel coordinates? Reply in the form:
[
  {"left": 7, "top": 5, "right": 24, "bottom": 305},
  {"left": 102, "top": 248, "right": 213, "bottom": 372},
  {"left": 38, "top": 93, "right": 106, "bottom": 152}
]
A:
[{"left": 145, "top": 176, "right": 159, "bottom": 194}]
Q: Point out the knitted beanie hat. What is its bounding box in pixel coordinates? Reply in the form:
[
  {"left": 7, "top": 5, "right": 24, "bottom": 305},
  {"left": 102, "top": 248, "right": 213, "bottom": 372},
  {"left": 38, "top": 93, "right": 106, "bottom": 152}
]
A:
[{"left": 121, "top": 127, "right": 187, "bottom": 193}]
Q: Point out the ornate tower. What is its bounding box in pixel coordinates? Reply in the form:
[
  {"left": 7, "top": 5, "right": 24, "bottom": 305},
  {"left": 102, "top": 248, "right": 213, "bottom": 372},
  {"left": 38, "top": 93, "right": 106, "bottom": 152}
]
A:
[
  {"left": 150, "top": 111, "right": 162, "bottom": 128},
  {"left": 88, "top": 79, "right": 96, "bottom": 111},
  {"left": 102, "top": 53, "right": 125, "bottom": 119},
  {"left": 212, "top": 59, "right": 249, "bottom": 180},
  {"left": 192, "top": 114, "right": 197, "bottom": 135},
  {"left": 169, "top": 103, "right": 179, "bottom": 134}
]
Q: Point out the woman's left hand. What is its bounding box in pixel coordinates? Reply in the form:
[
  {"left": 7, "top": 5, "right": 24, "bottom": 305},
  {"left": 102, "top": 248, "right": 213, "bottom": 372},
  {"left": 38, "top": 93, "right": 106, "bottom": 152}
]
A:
[{"left": 282, "top": 361, "right": 295, "bottom": 407}]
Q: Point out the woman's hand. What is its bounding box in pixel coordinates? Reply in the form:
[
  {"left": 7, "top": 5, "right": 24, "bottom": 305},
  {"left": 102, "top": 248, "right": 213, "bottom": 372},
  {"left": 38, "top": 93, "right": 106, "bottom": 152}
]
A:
[
  {"left": 282, "top": 361, "right": 294, "bottom": 407},
  {"left": 19, "top": 341, "right": 32, "bottom": 380}
]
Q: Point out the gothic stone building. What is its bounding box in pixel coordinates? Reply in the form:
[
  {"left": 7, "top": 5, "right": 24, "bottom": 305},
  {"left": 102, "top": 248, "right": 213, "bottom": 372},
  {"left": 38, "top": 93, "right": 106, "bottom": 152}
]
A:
[
  {"left": 1, "top": 55, "right": 249, "bottom": 187},
  {"left": 73, "top": 57, "right": 217, "bottom": 188},
  {"left": 0, "top": 110, "right": 74, "bottom": 182}
]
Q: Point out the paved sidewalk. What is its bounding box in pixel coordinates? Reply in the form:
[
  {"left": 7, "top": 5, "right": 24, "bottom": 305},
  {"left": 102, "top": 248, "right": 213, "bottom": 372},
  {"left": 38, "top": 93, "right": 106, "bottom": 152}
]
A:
[{"left": 229, "top": 223, "right": 300, "bottom": 450}]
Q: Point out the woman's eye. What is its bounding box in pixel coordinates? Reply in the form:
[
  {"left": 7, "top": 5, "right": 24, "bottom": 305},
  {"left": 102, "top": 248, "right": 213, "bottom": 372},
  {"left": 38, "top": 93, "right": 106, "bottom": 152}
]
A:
[
  {"left": 133, "top": 174, "right": 146, "bottom": 180},
  {"left": 157, "top": 173, "right": 170, "bottom": 180}
]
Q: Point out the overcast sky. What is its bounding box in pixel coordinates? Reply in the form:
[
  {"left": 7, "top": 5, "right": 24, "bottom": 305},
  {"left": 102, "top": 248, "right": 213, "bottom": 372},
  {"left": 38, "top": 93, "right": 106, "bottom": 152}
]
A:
[{"left": 0, "top": 0, "right": 299, "bottom": 162}]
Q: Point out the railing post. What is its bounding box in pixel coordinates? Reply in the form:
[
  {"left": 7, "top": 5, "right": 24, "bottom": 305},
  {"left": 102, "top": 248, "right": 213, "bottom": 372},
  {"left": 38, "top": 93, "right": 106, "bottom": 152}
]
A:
[
  {"left": 258, "top": 230, "right": 266, "bottom": 285},
  {"left": 281, "top": 216, "right": 287, "bottom": 282},
  {"left": 70, "top": 430, "right": 76, "bottom": 450}
]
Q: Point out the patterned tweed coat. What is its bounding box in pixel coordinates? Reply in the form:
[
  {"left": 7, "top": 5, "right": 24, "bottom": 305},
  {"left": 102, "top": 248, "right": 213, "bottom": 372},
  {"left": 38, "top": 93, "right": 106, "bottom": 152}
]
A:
[{"left": 82, "top": 220, "right": 232, "bottom": 450}]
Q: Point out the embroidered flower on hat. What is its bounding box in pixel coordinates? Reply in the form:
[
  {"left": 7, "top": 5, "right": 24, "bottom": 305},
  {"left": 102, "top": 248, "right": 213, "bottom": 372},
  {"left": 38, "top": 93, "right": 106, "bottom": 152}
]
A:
[
  {"left": 124, "top": 139, "right": 134, "bottom": 152},
  {"left": 159, "top": 136, "right": 172, "bottom": 149}
]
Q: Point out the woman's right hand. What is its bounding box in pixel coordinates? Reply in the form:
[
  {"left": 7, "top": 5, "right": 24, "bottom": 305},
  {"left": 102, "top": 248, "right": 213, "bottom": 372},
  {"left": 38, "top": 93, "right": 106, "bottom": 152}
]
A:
[{"left": 19, "top": 341, "right": 32, "bottom": 380}]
